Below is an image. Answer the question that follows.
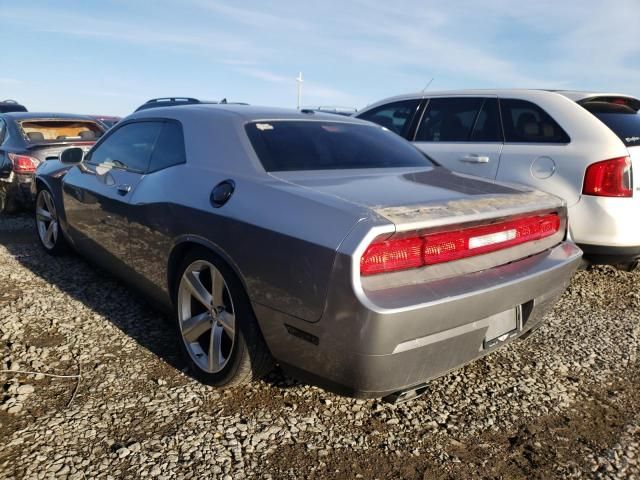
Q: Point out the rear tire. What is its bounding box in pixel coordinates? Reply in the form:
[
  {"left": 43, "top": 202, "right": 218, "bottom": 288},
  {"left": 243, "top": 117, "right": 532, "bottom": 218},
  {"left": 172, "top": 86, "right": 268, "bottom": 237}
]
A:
[
  {"left": 35, "top": 188, "right": 67, "bottom": 255},
  {"left": 615, "top": 261, "right": 639, "bottom": 273},
  {"left": 173, "top": 248, "right": 273, "bottom": 387},
  {"left": 0, "top": 189, "right": 18, "bottom": 214}
]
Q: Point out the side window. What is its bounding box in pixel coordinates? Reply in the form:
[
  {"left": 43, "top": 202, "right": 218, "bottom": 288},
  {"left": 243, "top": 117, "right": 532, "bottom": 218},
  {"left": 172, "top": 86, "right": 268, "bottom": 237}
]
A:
[
  {"left": 87, "top": 122, "right": 162, "bottom": 172},
  {"left": 148, "top": 121, "right": 186, "bottom": 173},
  {"left": 470, "top": 98, "right": 502, "bottom": 142},
  {"left": 500, "top": 99, "right": 570, "bottom": 143},
  {"left": 358, "top": 100, "right": 420, "bottom": 138},
  {"left": 416, "top": 97, "right": 484, "bottom": 142},
  {"left": 0, "top": 119, "right": 6, "bottom": 144}
]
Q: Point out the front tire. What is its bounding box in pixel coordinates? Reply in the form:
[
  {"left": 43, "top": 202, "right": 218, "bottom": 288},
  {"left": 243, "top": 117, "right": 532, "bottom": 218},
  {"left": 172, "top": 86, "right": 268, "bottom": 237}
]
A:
[
  {"left": 35, "top": 188, "right": 67, "bottom": 255},
  {"left": 174, "top": 248, "right": 273, "bottom": 387}
]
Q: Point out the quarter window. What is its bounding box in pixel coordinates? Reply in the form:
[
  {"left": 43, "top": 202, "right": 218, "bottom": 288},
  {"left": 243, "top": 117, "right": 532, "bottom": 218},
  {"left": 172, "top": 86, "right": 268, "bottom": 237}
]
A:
[
  {"left": 415, "top": 97, "right": 485, "bottom": 142},
  {"left": 148, "top": 121, "right": 186, "bottom": 172},
  {"left": 500, "top": 99, "right": 570, "bottom": 143},
  {"left": 87, "top": 122, "right": 162, "bottom": 172},
  {"left": 358, "top": 100, "right": 420, "bottom": 138}
]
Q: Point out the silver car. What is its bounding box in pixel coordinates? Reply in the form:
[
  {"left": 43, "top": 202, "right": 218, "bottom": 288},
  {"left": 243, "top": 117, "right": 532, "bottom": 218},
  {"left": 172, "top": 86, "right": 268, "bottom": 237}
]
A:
[
  {"left": 357, "top": 90, "right": 640, "bottom": 270},
  {"left": 34, "top": 105, "right": 581, "bottom": 399}
]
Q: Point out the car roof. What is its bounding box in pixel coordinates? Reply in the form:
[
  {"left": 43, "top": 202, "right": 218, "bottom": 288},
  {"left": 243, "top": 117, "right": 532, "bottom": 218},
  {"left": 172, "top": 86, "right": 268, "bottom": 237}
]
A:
[
  {"left": 0, "top": 112, "right": 100, "bottom": 121},
  {"left": 128, "top": 103, "right": 371, "bottom": 124},
  {"left": 359, "top": 89, "right": 640, "bottom": 110}
]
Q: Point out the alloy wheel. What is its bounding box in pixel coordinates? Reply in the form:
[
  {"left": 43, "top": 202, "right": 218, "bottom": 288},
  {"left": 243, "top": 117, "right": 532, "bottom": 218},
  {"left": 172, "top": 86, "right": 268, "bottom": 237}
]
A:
[
  {"left": 177, "top": 260, "right": 236, "bottom": 373},
  {"left": 36, "top": 190, "right": 59, "bottom": 250}
]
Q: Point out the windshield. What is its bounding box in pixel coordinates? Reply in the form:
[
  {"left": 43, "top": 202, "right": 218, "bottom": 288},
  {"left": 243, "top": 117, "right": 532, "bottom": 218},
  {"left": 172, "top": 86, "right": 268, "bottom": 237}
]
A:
[
  {"left": 245, "top": 121, "right": 433, "bottom": 172},
  {"left": 19, "top": 120, "right": 104, "bottom": 143}
]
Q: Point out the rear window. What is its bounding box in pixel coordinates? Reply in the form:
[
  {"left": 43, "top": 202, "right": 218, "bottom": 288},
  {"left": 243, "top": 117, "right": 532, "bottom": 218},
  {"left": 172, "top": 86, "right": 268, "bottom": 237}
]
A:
[
  {"left": 245, "top": 121, "right": 433, "bottom": 172},
  {"left": 582, "top": 101, "right": 640, "bottom": 147},
  {"left": 19, "top": 120, "right": 104, "bottom": 143}
]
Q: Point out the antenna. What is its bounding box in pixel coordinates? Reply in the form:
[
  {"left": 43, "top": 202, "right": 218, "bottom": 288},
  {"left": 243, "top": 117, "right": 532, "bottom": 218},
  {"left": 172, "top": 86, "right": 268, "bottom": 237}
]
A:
[
  {"left": 296, "top": 72, "right": 303, "bottom": 109},
  {"left": 422, "top": 78, "right": 434, "bottom": 92}
]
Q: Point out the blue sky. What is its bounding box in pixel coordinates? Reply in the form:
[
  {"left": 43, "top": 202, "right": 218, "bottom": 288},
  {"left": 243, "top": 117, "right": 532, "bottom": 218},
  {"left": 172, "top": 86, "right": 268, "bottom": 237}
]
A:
[{"left": 1, "top": 0, "right": 639, "bottom": 116}]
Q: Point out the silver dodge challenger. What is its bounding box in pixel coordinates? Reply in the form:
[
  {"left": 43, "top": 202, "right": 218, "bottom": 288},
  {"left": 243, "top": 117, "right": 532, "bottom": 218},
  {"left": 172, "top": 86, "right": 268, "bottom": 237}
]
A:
[{"left": 34, "top": 104, "right": 582, "bottom": 400}]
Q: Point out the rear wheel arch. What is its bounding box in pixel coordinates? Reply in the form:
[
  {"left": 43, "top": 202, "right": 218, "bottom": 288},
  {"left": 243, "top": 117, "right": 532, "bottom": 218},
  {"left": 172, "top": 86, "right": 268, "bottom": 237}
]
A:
[{"left": 167, "top": 237, "right": 250, "bottom": 305}]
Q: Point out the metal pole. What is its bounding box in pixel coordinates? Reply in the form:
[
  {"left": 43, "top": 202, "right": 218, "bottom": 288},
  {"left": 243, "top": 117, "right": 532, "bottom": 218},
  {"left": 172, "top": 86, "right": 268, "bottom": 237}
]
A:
[{"left": 296, "top": 72, "right": 303, "bottom": 109}]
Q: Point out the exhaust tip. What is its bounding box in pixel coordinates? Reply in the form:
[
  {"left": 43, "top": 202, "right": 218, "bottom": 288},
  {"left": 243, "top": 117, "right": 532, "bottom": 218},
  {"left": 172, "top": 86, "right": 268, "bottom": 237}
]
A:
[{"left": 382, "top": 384, "right": 429, "bottom": 404}]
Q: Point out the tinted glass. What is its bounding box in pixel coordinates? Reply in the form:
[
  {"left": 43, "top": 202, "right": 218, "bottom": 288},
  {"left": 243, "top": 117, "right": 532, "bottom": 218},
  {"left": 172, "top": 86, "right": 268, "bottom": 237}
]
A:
[
  {"left": 0, "top": 119, "right": 6, "bottom": 144},
  {"left": 148, "top": 122, "right": 186, "bottom": 172},
  {"left": 500, "top": 99, "right": 570, "bottom": 143},
  {"left": 358, "top": 100, "right": 420, "bottom": 138},
  {"left": 245, "top": 121, "right": 433, "bottom": 172},
  {"left": 88, "top": 122, "right": 161, "bottom": 172},
  {"left": 470, "top": 98, "right": 502, "bottom": 142},
  {"left": 416, "top": 97, "right": 484, "bottom": 142},
  {"left": 583, "top": 103, "right": 640, "bottom": 147}
]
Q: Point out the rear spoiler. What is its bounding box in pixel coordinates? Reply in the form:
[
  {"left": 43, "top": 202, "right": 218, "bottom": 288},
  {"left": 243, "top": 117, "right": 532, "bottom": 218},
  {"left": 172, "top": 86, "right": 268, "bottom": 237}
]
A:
[{"left": 578, "top": 96, "right": 640, "bottom": 113}]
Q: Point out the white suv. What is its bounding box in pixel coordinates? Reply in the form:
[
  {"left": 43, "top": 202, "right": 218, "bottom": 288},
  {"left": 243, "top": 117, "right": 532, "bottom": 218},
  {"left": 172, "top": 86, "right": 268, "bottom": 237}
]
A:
[{"left": 356, "top": 90, "right": 640, "bottom": 269}]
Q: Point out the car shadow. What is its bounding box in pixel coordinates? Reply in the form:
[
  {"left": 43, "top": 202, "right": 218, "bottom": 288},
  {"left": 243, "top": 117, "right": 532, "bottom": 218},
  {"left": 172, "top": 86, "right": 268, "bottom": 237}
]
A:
[{"left": 0, "top": 216, "right": 295, "bottom": 390}]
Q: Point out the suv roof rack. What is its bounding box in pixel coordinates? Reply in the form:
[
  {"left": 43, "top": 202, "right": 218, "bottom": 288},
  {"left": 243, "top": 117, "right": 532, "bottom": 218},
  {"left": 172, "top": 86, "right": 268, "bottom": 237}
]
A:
[{"left": 134, "top": 97, "right": 248, "bottom": 112}]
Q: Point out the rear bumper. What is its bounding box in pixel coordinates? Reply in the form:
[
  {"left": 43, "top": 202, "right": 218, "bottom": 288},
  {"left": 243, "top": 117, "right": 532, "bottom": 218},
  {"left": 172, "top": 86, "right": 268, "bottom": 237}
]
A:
[
  {"left": 1, "top": 175, "right": 35, "bottom": 206},
  {"left": 578, "top": 243, "right": 640, "bottom": 265},
  {"left": 569, "top": 196, "right": 640, "bottom": 251},
  {"left": 255, "top": 241, "right": 582, "bottom": 398}
]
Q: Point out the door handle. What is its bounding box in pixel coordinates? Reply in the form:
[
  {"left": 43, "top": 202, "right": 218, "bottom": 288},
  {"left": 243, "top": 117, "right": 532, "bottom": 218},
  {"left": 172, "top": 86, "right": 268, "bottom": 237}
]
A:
[
  {"left": 460, "top": 155, "right": 490, "bottom": 164},
  {"left": 116, "top": 184, "right": 131, "bottom": 195}
]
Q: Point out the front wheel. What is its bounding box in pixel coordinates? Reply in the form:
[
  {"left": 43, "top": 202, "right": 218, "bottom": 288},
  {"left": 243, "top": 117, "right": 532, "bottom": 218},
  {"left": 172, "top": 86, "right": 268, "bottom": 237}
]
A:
[
  {"left": 35, "top": 188, "right": 67, "bottom": 255},
  {"left": 174, "top": 248, "right": 273, "bottom": 387}
]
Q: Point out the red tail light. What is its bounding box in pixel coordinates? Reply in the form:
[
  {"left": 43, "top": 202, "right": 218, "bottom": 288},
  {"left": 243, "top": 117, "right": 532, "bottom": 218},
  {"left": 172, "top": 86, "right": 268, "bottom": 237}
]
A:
[
  {"left": 8, "top": 153, "right": 38, "bottom": 174},
  {"left": 583, "top": 156, "right": 632, "bottom": 197},
  {"left": 360, "top": 214, "right": 561, "bottom": 276}
]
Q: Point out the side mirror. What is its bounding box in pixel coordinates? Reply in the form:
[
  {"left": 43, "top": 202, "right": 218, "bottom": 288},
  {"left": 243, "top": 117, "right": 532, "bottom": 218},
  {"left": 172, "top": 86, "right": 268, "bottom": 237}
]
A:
[{"left": 60, "top": 147, "right": 84, "bottom": 165}]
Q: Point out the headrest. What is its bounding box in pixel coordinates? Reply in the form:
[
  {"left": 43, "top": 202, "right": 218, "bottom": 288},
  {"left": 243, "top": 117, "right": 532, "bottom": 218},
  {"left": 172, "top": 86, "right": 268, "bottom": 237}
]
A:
[{"left": 27, "top": 131, "right": 45, "bottom": 141}]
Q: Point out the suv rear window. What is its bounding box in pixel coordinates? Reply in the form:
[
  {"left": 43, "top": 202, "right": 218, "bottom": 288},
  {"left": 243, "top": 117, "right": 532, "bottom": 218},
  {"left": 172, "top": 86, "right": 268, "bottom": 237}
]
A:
[
  {"left": 245, "top": 121, "right": 433, "bottom": 172},
  {"left": 19, "top": 120, "right": 104, "bottom": 143},
  {"left": 581, "top": 101, "right": 640, "bottom": 147}
]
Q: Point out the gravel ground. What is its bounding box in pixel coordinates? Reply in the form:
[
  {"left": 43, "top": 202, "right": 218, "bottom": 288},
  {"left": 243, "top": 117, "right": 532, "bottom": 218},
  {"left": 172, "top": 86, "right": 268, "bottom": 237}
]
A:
[{"left": 0, "top": 213, "right": 638, "bottom": 479}]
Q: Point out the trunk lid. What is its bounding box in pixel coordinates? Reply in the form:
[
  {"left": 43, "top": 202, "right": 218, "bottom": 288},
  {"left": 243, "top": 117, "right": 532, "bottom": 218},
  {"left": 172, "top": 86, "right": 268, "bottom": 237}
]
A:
[
  {"left": 273, "top": 167, "right": 564, "bottom": 231},
  {"left": 26, "top": 141, "right": 95, "bottom": 162},
  {"left": 275, "top": 167, "right": 567, "bottom": 284}
]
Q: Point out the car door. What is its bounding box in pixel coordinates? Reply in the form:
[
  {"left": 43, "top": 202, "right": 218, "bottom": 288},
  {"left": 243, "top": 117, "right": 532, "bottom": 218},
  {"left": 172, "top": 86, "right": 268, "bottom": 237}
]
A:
[
  {"left": 494, "top": 98, "right": 577, "bottom": 204},
  {"left": 412, "top": 96, "right": 503, "bottom": 179},
  {"left": 127, "top": 120, "right": 187, "bottom": 291},
  {"left": 62, "top": 121, "right": 162, "bottom": 269}
]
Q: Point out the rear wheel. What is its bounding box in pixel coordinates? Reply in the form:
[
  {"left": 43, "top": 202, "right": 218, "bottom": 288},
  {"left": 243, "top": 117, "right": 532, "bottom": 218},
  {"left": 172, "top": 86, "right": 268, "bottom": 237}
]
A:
[
  {"left": 35, "top": 188, "right": 67, "bottom": 255},
  {"left": 0, "top": 189, "right": 18, "bottom": 214},
  {"left": 615, "top": 261, "right": 639, "bottom": 273},
  {"left": 174, "top": 248, "right": 273, "bottom": 387}
]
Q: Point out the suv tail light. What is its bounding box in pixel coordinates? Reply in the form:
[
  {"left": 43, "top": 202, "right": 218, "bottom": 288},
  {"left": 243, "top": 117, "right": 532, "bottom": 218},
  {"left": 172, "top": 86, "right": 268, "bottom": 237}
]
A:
[
  {"left": 583, "top": 156, "right": 632, "bottom": 197},
  {"left": 360, "top": 214, "right": 561, "bottom": 276},
  {"left": 8, "top": 153, "right": 38, "bottom": 174}
]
